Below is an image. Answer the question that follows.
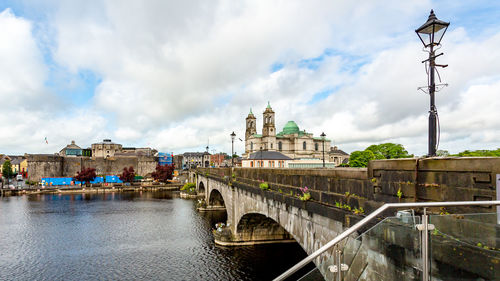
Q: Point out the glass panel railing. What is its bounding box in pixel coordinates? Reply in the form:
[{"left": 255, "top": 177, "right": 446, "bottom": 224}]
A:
[
  {"left": 341, "top": 215, "right": 422, "bottom": 281},
  {"left": 429, "top": 213, "right": 500, "bottom": 280}
]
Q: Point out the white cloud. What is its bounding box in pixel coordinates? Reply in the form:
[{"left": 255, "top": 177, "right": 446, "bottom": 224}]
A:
[{"left": 1, "top": 1, "right": 500, "bottom": 157}]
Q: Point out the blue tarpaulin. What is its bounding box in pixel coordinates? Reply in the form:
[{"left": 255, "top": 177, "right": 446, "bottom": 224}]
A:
[{"left": 41, "top": 175, "right": 123, "bottom": 186}]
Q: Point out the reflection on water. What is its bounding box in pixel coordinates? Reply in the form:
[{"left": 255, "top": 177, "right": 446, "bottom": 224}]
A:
[{"left": 0, "top": 191, "right": 314, "bottom": 281}]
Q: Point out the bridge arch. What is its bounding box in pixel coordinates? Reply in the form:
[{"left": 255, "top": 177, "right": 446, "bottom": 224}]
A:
[
  {"left": 236, "top": 213, "right": 293, "bottom": 242},
  {"left": 208, "top": 189, "right": 225, "bottom": 207},
  {"left": 198, "top": 181, "right": 205, "bottom": 194}
]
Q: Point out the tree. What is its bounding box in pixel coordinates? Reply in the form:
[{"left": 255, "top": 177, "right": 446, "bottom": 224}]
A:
[
  {"left": 365, "top": 143, "right": 413, "bottom": 159},
  {"left": 151, "top": 164, "right": 175, "bottom": 183},
  {"left": 436, "top": 150, "right": 450, "bottom": 157},
  {"left": 453, "top": 148, "right": 500, "bottom": 157},
  {"left": 119, "top": 166, "right": 135, "bottom": 183},
  {"left": 2, "top": 160, "right": 15, "bottom": 186},
  {"left": 73, "top": 168, "right": 97, "bottom": 186},
  {"left": 348, "top": 143, "right": 413, "bottom": 167},
  {"left": 349, "top": 150, "right": 376, "bottom": 167}
]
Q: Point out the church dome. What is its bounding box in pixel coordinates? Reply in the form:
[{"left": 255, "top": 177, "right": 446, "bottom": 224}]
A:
[{"left": 282, "top": 121, "right": 300, "bottom": 135}]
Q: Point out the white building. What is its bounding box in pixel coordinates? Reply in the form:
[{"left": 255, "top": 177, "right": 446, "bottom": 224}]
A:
[{"left": 243, "top": 103, "right": 349, "bottom": 166}]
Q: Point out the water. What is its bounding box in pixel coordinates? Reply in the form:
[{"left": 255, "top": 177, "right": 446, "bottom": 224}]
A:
[{"left": 0, "top": 191, "right": 315, "bottom": 280}]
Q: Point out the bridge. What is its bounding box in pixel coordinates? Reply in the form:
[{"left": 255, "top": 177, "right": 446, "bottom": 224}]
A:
[{"left": 192, "top": 157, "right": 500, "bottom": 280}]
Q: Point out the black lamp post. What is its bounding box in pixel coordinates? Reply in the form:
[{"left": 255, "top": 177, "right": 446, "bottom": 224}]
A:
[
  {"left": 416, "top": 10, "right": 449, "bottom": 157},
  {"left": 320, "top": 132, "right": 326, "bottom": 168},
  {"left": 230, "top": 131, "right": 236, "bottom": 167}
]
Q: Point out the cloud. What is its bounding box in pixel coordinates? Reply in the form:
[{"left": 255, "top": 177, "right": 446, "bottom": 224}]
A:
[{"left": 1, "top": 1, "right": 500, "bottom": 157}]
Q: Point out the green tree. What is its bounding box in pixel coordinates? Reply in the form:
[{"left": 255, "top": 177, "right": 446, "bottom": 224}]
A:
[
  {"left": 349, "top": 150, "right": 376, "bottom": 167},
  {"left": 365, "top": 143, "right": 413, "bottom": 159},
  {"left": 2, "top": 160, "right": 15, "bottom": 186},
  {"left": 453, "top": 148, "right": 500, "bottom": 157},
  {"left": 348, "top": 143, "right": 413, "bottom": 167}
]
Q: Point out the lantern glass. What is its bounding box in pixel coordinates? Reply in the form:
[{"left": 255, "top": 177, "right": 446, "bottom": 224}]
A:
[{"left": 416, "top": 10, "right": 449, "bottom": 47}]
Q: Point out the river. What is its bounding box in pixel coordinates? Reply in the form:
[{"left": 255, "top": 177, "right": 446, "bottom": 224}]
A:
[{"left": 0, "top": 191, "right": 316, "bottom": 280}]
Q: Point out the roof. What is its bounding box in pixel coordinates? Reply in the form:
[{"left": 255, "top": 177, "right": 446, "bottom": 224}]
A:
[
  {"left": 247, "top": 151, "right": 292, "bottom": 160},
  {"left": 329, "top": 147, "right": 349, "bottom": 156},
  {"left": 93, "top": 139, "right": 119, "bottom": 145},
  {"left": 252, "top": 134, "right": 262, "bottom": 138},
  {"left": 183, "top": 152, "right": 210, "bottom": 157},
  {"left": 63, "top": 141, "right": 81, "bottom": 150},
  {"left": 278, "top": 121, "right": 300, "bottom": 135}
]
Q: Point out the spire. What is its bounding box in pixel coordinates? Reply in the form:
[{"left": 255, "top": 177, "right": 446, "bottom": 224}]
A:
[
  {"left": 267, "top": 101, "right": 271, "bottom": 109},
  {"left": 249, "top": 108, "right": 253, "bottom": 115}
]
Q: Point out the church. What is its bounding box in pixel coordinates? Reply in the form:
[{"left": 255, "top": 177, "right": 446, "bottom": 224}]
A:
[{"left": 243, "top": 103, "right": 347, "bottom": 165}]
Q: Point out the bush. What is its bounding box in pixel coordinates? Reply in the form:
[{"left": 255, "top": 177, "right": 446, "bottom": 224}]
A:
[
  {"left": 259, "top": 181, "right": 269, "bottom": 191},
  {"left": 181, "top": 182, "right": 196, "bottom": 194}
]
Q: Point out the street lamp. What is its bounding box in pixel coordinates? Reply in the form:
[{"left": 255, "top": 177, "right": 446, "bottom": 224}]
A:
[
  {"left": 320, "top": 132, "right": 326, "bottom": 168},
  {"left": 230, "top": 131, "right": 236, "bottom": 167},
  {"left": 416, "top": 10, "right": 449, "bottom": 157}
]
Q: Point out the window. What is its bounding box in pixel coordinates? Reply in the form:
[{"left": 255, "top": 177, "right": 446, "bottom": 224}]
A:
[
  {"left": 251, "top": 142, "right": 253, "bottom": 150},
  {"left": 278, "top": 141, "right": 282, "bottom": 151},
  {"left": 271, "top": 143, "right": 273, "bottom": 149},
  {"left": 315, "top": 143, "right": 318, "bottom": 151},
  {"left": 251, "top": 161, "right": 254, "bottom": 167},
  {"left": 303, "top": 141, "right": 306, "bottom": 150}
]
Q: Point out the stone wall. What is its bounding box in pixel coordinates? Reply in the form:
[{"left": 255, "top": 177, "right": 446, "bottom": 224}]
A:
[
  {"left": 27, "top": 155, "right": 64, "bottom": 181},
  {"left": 28, "top": 154, "right": 158, "bottom": 181},
  {"left": 196, "top": 157, "right": 500, "bottom": 280}
]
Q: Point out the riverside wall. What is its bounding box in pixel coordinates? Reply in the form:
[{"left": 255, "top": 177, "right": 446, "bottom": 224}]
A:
[{"left": 27, "top": 154, "right": 158, "bottom": 181}]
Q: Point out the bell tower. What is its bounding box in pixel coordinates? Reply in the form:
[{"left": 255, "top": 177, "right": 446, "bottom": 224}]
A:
[
  {"left": 245, "top": 108, "right": 257, "bottom": 140},
  {"left": 262, "top": 102, "right": 276, "bottom": 151}
]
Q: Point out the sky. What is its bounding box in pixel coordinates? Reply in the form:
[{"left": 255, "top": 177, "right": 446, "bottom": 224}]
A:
[{"left": 1, "top": 0, "right": 500, "bottom": 157}]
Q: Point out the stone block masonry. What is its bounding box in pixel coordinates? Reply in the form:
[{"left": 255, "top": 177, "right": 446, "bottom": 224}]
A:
[{"left": 27, "top": 154, "right": 158, "bottom": 181}]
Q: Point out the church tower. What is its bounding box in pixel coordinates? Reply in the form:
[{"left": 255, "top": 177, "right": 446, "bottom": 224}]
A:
[
  {"left": 245, "top": 108, "right": 257, "bottom": 140},
  {"left": 262, "top": 102, "right": 276, "bottom": 151}
]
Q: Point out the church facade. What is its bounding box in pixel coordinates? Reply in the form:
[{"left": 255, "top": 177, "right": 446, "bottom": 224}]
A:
[{"left": 243, "top": 103, "right": 334, "bottom": 160}]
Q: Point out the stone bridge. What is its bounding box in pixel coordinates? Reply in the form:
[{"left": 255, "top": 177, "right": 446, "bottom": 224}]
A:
[{"left": 190, "top": 157, "right": 499, "bottom": 280}]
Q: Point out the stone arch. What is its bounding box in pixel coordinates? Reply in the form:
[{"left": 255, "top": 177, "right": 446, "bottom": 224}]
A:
[
  {"left": 198, "top": 181, "right": 205, "bottom": 194},
  {"left": 236, "top": 213, "right": 294, "bottom": 242},
  {"left": 208, "top": 189, "right": 225, "bottom": 207}
]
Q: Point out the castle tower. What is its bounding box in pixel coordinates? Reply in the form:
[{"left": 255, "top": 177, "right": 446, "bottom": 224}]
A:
[
  {"left": 262, "top": 102, "right": 276, "bottom": 151},
  {"left": 245, "top": 108, "right": 257, "bottom": 140}
]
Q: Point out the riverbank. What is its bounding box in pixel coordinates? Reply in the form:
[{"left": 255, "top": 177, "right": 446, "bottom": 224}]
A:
[{"left": 0, "top": 184, "right": 182, "bottom": 196}]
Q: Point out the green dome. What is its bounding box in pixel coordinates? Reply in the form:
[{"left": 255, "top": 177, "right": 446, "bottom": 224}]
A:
[{"left": 282, "top": 121, "right": 300, "bottom": 135}]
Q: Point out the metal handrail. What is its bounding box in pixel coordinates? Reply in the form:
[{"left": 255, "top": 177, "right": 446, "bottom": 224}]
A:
[{"left": 273, "top": 200, "right": 500, "bottom": 281}]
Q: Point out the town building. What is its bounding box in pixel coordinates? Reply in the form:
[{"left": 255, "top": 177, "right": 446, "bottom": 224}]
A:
[
  {"left": 59, "top": 140, "right": 83, "bottom": 156},
  {"left": 91, "top": 139, "right": 123, "bottom": 158},
  {"left": 210, "top": 153, "right": 227, "bottom": 167},
  {"left": 243, "top": 103, "right": 349, "bottom": 167},
  {"left": 241, "top": 151, "right": 292, "bottom": 168},
  {"left": 182, "top": 152, "right": 211, "bottom": 169}
]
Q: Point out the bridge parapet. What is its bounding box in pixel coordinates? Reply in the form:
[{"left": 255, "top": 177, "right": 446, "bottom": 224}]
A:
[{"left": 198, "top": 157, "right": 500, "bottom": 214}]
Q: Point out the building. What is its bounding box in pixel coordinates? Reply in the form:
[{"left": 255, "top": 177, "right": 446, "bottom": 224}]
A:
[
  {"left": 244, "top": 103, "right": 341, "bottom": 161},
  {"left": 91, "top": 139, "right": 123, "bottom": 158},
  {"left": 329, "top": 146, "right": 350, "bottom": 165},
  {"left": 173, "top": 154, "right": 183, "bottom": 170},
  {"left": 210, "top": 153, "right": 228, "bottom": 167},
  {"left": 59, "top": 140, "right": 83, "bottom": 156},
  {"left": 241, "top": 151, "right": 292, "bottom": 168},
  {"left": 183, "top": 152, "right": 211, "bottom": 169}
]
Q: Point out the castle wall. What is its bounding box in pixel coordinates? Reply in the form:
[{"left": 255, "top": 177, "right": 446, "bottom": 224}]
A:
[{"left": 27, "top": 154, "right": 158, "bottom": 181}]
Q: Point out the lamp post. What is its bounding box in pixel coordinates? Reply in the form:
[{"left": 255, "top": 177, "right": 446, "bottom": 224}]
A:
[
  {"left": 320, "top": 132, "right": 326, "bottom": 168},
  {"left": 230, "top": 131, "right": 236, "bottom": 167},
  {"left": 416, "top": 10, "right": 449, "bottom": 157}
]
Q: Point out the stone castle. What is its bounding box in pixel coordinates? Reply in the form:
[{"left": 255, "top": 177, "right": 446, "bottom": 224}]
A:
[{"left": 28, "top": 139, "right": 157, "bottom": 181}]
